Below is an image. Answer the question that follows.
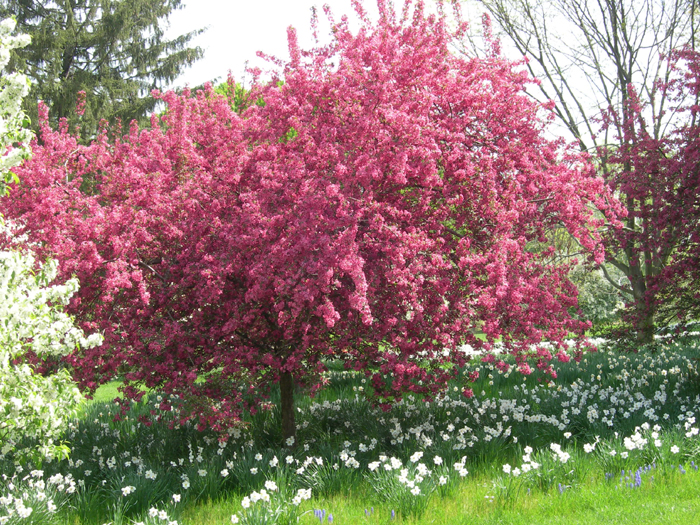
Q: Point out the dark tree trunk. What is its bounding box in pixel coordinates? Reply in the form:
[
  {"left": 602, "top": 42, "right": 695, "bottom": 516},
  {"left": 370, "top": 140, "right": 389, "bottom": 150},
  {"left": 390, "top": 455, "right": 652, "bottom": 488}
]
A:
[
  {"left": 636, "top": 304, "right": 656, "bottom": 345},
  {"left": 280, "top": 370, "right": 296, "bottom": 446}
]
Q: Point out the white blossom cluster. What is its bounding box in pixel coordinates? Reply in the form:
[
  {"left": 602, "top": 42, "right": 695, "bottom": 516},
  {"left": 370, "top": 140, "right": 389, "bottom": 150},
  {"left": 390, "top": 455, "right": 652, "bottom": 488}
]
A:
[
  {"left": 0, "top": 251, "right": 103, "bottom": 358},
  {"left": 502, "top": 446, "right": 542, "bottom": 478},
  {"left": 0, "top": 470, "right": 76, "bottom": 523},
  {"left": 232, "top": 480, "right": 311, "bottom": 525},
  {"left": 0, "top": 250, "right": 103, "bottom": 460},
  {"left": 0, "top": 18, "right": 32, "bottom": 195}
]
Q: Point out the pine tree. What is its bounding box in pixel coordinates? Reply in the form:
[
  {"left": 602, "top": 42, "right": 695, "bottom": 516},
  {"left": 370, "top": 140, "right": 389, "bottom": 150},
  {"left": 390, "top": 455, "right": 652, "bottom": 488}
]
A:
[{"left": 0, "top": 0, "right": 204, "bottom": 137}]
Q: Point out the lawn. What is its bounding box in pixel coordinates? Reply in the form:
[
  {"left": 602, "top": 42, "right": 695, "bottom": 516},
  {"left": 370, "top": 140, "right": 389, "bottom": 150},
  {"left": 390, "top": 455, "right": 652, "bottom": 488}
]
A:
[{"left": 2, "top": 333, "right": 700, "bottom": 524}]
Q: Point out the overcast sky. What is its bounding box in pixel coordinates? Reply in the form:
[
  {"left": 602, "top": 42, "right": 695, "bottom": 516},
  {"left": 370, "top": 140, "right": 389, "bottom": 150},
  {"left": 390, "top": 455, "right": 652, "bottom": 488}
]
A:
[{"left": 164, "top": 0, "right": 381, "bottom": 89}]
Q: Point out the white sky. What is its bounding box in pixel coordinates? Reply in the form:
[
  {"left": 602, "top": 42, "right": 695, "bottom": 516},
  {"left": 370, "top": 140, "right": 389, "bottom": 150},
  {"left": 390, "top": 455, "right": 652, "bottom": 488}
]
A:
[{"left": 164, "top": 0, "right": 380, "bottom": 89}]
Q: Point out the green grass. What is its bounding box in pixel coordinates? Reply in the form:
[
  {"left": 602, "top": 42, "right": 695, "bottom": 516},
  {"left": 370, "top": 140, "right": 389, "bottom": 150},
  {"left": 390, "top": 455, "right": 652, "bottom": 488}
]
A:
[
  {"left": 3, "top": 336, "right": 700, "bottom": 524},
  {"left": 90, "top": 380, "right": 123, "bottom": 403},
  {"left": 179, "top": 467, "right": 700, "bottom": 524}
]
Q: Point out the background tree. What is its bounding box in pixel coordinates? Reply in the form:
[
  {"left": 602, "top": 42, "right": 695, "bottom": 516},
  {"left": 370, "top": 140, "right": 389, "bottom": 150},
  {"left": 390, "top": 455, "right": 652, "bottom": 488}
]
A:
[
  {"left": 0, "top": 0, "right": 204, "bottom": 138},
  {"left": 601, "top": 49, "right": 700, "bottom": 332},
  {"left": 468, "top": 0, "right": 699, "bottom": 340},
  {"left": 2, "top": 1, "right": 620, "bottom": 443}
]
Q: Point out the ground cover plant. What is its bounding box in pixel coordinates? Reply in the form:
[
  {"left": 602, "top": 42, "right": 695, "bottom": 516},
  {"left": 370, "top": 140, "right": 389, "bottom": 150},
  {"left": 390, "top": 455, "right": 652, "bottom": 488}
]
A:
[{"left": 2, "top": 335, "right": 700, "bottom": 524}]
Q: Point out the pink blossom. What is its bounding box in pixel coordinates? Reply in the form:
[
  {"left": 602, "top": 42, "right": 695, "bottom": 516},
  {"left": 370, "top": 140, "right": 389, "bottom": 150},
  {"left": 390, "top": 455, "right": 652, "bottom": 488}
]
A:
[{"left": 2, "top": 0, "right": 619, "bottom": 430}]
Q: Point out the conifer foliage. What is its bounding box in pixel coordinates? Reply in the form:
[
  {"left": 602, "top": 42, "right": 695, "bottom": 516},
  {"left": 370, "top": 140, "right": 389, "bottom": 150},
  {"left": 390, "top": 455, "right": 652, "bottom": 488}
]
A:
[
  {"left": 2, "top": 1, "right": 620, "bottom": 440},
  {"left": 0, "top": 0, "right": 204, "bottom": 137}
]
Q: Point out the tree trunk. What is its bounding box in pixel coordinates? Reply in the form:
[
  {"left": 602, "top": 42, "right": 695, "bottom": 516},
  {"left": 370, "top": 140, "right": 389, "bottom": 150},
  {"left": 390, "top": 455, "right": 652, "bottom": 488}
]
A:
[
  {"left": 280, "top": 370, "right": 296, "bottom": 446},
  {"left": 627, "top": 242, "right": 655, "bottom": 344},
  {"left": 636, "top": 304, "right": 656, "bottom": 345}
]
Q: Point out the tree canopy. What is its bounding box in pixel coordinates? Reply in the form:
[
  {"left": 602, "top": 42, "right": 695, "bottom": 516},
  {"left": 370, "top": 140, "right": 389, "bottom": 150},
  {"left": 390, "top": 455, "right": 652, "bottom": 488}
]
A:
[
  {"left": 0, "top": 0, "right": 204, "bottom": 137},
  {"left": 600, "top": 48, "right": 700, "bottom": 333},
  {"left": 2, "top": 0, "right": 621, "bottom": 441}
]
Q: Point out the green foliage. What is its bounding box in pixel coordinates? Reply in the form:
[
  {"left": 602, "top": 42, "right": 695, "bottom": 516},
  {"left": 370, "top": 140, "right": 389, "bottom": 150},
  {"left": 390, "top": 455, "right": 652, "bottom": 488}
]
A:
[
  {"left": 570, "top": 264, "right": 625, "bottom": 327},
  {"left": 213, "top": 80, "right": 262, "bottom": 114},
  {"left": 0, "top": 0, "right": 204, "bottom": 138}
]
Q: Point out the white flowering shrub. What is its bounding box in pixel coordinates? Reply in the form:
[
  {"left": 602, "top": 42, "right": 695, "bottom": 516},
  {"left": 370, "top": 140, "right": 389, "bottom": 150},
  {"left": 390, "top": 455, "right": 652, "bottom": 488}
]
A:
[
  {"left": 0, "top": 17, "right": 101, "bottom": 464},
  {"left": 0, "top": 17, "right": 33, "bottom": 196},
  {"left": 0, "top": 249, "right": 103, "bottom": 461}
]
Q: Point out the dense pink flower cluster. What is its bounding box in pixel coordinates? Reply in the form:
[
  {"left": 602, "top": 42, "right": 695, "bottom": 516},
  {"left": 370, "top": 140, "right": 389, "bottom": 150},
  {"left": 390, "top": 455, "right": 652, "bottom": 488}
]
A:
[{"left": 2, "top": 1, "right": 619, "bottom": 431}]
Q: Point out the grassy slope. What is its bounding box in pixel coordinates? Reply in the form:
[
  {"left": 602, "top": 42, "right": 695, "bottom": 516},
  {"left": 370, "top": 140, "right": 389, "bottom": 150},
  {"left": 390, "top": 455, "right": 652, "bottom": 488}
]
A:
[
  {"left": 180, "top": 469, "right": 700, "bottom": 524},
  {"left": 90, "top": 380, "right": 123, "bottom": 403}
]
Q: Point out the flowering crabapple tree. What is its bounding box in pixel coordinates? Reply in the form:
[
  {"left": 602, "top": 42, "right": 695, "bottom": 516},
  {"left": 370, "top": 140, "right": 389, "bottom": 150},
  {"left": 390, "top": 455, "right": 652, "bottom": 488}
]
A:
[
  {"left": 0, "top": 18, "right": 103, "bottom": 463},
  {"left": 3, "top": 0, "right": 620, "bottom": 442},
  {"left": 599, "top": 48, "right": 700, "bottom": 341}
]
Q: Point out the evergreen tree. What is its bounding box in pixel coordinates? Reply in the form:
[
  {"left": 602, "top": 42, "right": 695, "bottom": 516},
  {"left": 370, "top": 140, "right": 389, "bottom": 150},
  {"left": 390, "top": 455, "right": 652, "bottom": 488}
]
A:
[{"left": 0, "top": 0, "right": 204, "bottom": 137}]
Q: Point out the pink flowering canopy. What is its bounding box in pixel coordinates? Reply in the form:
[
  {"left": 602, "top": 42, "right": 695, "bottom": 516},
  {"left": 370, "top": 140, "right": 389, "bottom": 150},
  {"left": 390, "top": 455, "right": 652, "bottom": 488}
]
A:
[
  {"left": 3, "top": 0, "right": 619, "bottom": 432},
  {"left": 600, "top": 48, "right": 700, "bottom": 335}
]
